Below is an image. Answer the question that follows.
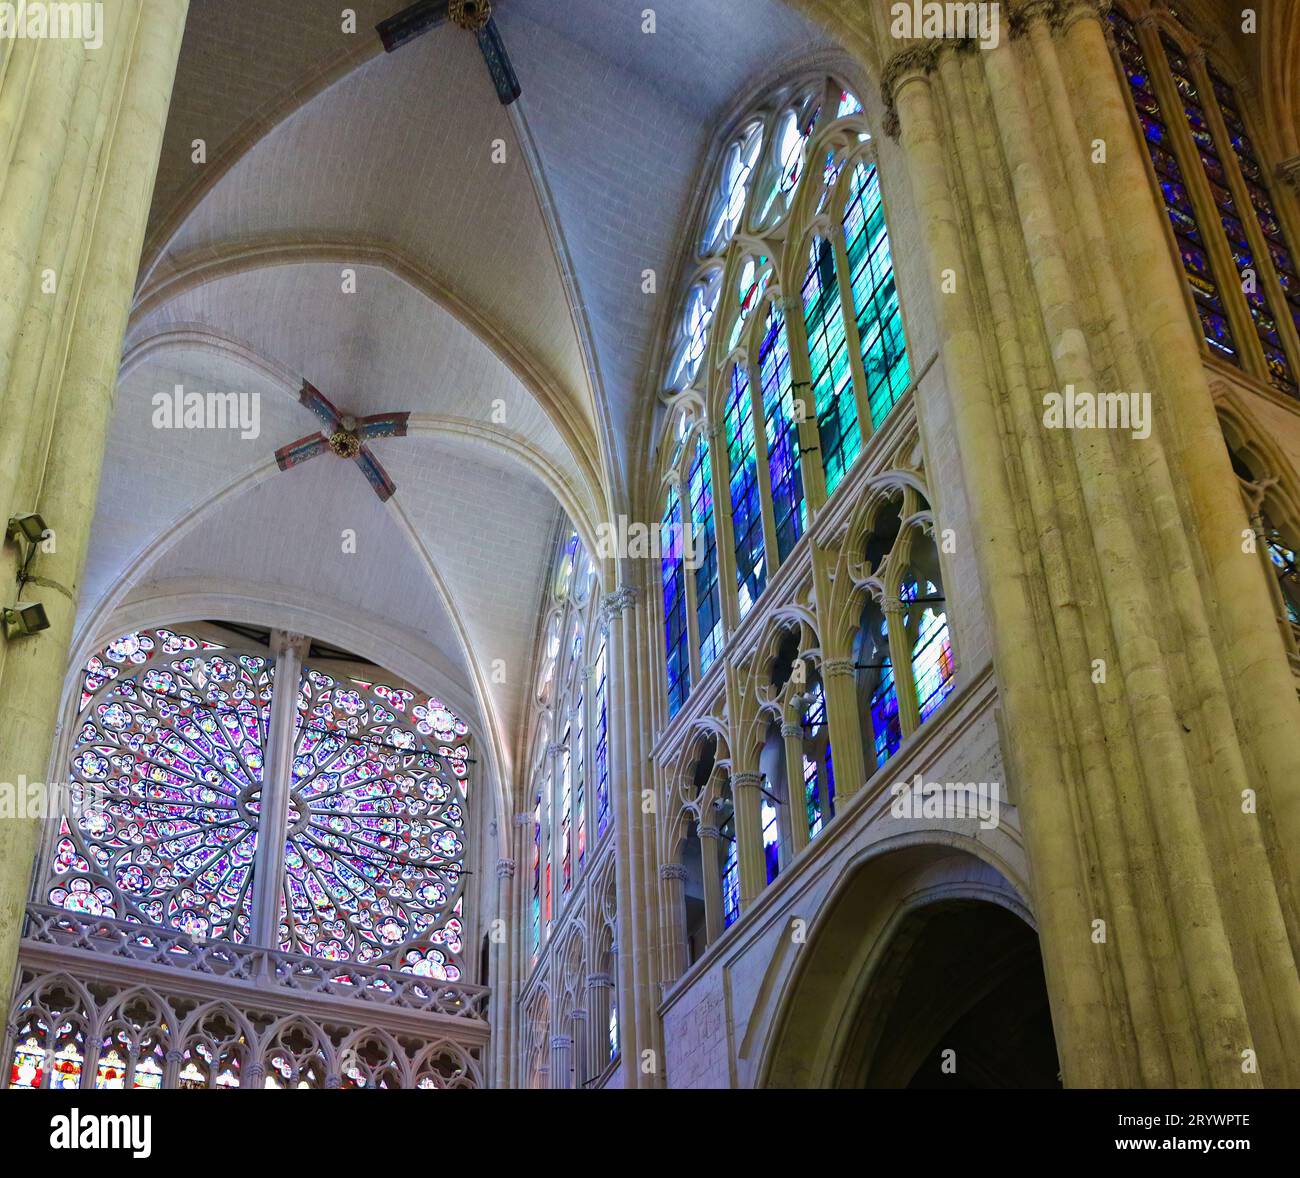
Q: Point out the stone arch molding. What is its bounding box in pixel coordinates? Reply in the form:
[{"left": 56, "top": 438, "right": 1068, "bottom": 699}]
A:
[{"left": 755, "top": 836, "right": 1035, "bottom": 1089}]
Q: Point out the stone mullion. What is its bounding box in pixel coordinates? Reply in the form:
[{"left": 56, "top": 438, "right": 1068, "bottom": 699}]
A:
[
  {"left": 983, "top": 21, "right": 1259, "bottom": 1085},
  {"left": 819, "top": 658, "right": 868, "bottom": 804},
  {"left": 697, "top": 824, "right": 725, "bottom": 944},
  {"left": 781, "top": 293, "right": 830, "bottom": 519},
  {"left": 707, "top": 417, "right": 743, "bottom": 639},
  {"left": 250, "top": 632, "right": 309, "bottom": 948},
  {"left": 1065, "top": 2, "right": 1300, "bottom": 1082},
  {"left": 831, "top": 221, "right": 876, "bottom": 446},
  {"left": 0, "top": 0, "right": 190, "bottom": 1037},
  {"left": 779, "top": 721, "right": 809, "bottom": 856},
  {"left": 1133, "top": 18, "right": 1263, "bottom": 381},
  {"left": 886, "top": 42, "right": 1117, "bottom": 1087},
  {"left": 1191, "top": 51, "right": 1300, "bottom": 389},
  {"left": 942, "top": 28, "right": 1178, "bottom": 1084},
  {"left": 746, "top": 351, "right": 783, "bottom": 582}
]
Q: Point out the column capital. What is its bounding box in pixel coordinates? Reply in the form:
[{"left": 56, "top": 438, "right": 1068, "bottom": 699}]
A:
[
  {"left": 324, "top": 1075, "right": 342, "bottom": 1090},
  {"left": 779, "top": 722, "right": 804, "bottom": 740},
  {"left": 698, "top": 824, "right": 720, "bottom": 839},
  {"left": 165, "top": 1050, "right": 183, "bottom": 1064},
  {"left": 582, "top": 663, "right": 597, "bottom": 684},
  {"left": 496, "top": 858, "right": 516, "bottom": 879},
  {"left": 546, "top": 741, "right": 565, "bottom": 758},
  {"left": 600, "top": 586, "right": 640, "bottom": 616},
  {"left": 513, "top": 811, "right": 533, "bottom": 828},
  {"left": 822, "top": 657, "right": 857, "bottom": 678},
  {"left": 659, "top": 863, "right": 688, "bottom": 882},
  {"left": 730, "top": 770, "right": 764, "bottom": 790},
  {"left": 270, "top": 630, "right": 312, "bottom": 658},
  {"left": 879, "top": 42, "right": 940, "bottom": 139},
  {"left": 586, "top": 972, "right": 613, "bottom": 989},
  {"left": 551, "top": 1035, "right": 574, "bottom": 1049}
]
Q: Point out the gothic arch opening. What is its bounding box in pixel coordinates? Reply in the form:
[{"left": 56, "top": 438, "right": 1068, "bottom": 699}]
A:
[{"left": 760, "top": 844, "right": 1058, "bottom": 1089}]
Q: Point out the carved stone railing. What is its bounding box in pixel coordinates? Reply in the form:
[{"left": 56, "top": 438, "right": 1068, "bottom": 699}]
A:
[
  {"left": 5, "top": 906, "right": 490, "bottom": 1089},
  {"left": 19, "top": 905, "right": 489, "bottom": 1020}
]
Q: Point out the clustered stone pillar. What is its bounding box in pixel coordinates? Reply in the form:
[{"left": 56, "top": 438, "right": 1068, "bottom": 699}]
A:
[
  {"left": 490, "top": 854, "right": 516, "bottom": 1087},
  {"left": 841, "top": 0, "right": 1300, "bottom": 1086},
  {"left": 0, "top": 0, "right": 190, "bottom": 1035}
]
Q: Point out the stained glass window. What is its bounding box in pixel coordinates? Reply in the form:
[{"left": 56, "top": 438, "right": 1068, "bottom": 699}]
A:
[
  {"left": 759, "top": 302, "right": 806, "bottom": 562},
  {"left": 704, "top": 122, "right": 764, "bottom": 254},
  {"left": 1161, "top": 34, "right": 1294, "bottom": 393},
  {"left": 757, "top": 95, "right": 822, "bottom": 225},
  {"left": 843, "top": 162, "right": 910, "bottom": 428},
  {"left": 729, "top": 256, "right": 770, "bottom": 352},
  {"left": 725, "top": 363, "right": 766, "bottom": 618},
  {"left": 574, "top": 690, "right": 586, "bottom": 871},
  {"left": 803, "top": 235, "right": 860, "bottom": 495},
  {"left": 1208, "top": 63, "right": 1300, "bottom": 394},
  {"left": 54, "top": 628, "right": 473, "bottom": 981},
  {"left": 667, "top": 273, "right": 721, "bottom": 391},
  {"left": 836, "top": 89, "right": 863, "bottom": 118},
  {"left": 690, "top": 433, "right": 723, "bottom": 675},
  {"left": 719, "top": 812, "right": 740, "bottom": 928},
  {"left": 1109, "top": 9, "right": 1239, "bottom": 364},
  {"left": 760, "top": 796, "right": 780, "bottom": 884},
  {"left": 662, "top": 486, "right": 690, "bottom": 717},
  {"left": 905, "top": 579, "right": 956, "bottom": 722},
  {"left": 60, "top": 628, "right": 271, "bottom": 943},
  {"left": 594, "top": 641, "right": 610, "bottom": 840},
  {"left": 802, "top": 680, "right": 835, "bottom": 838},
  {"left": 1267, "top": 531, "right": 1300, "bottom": 625},
  {"left": 531, "top": 785, "right": 542, "bottom": 961}
]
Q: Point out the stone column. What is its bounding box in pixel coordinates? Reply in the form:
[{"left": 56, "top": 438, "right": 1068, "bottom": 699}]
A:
[
  {"left": 549, "top": 1034, "right": 573, "bottom": 1091},
  {"left": 585, "top": 971, "right": 614, "bottom": 1081},
  {"left": 657, "top": 861, "right": 688, "bottom": 984},
  {"left": 569, "top": 1008, "right": 588, "bottom": 1089},
  {"left": 697, "top": 824, "right": 724, "bottom": 944},
  {"left": 0, "top": 0, "right": 190, "bottom": 1035},
  {"left": 779, "top": 722, "right": 809, "bottom": 855},
  {"left": 730, "top": 770, "right": 766, "bottom": 909},
  {"left": 489, "top": 855, "right": 515, "bottom": 1088},
  {"left": 820, "top": 657, "right": 868, "bottom": 802}
]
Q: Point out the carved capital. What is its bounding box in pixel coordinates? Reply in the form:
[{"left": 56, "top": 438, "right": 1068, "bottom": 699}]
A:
[
  {"left": 324, "top": 1075, "right": 342, "bottom": 1089},
  {"left": 587, "top": 971, "right": 613, "bottom": 989},
  {"left": 547, "top": 741, "right": 565, "bottom": 758},
  {"left": 550, "top": 1035, "right": 573, "bottom": 1050},
  {"left": 659, "top": 863, "right": 689, "bottom": 882},
  {"left": 496, "top": 857, "right": 517, "bottom": 879},
  {"left": 879, "top": 42, "right": 939, "bottom": 139},
  {"left": 698, "top": 824, "right": 720, "bottom": 839},
  {"left": 779, "top": 722, "right": 804, "bottom": 740},
  {"left": 822, "top": 657, "right": 857, "bottom": 678},
  {"left": 600, "top": 586, "right": 640, "bottom": 617},
  {"left": 270, "top": 630, "right": 312, "bottom": 659},
  {"left": 730, "top": 771, "right": 764, "bottom": 790}
]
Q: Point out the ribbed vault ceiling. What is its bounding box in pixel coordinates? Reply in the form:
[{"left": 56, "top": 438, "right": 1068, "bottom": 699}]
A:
[{"left": 85, "top": 0, "right": 838, "bottom": 787}]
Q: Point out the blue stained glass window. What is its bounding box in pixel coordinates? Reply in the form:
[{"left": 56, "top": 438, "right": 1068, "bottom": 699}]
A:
[
  {"left": 594, "top": 641, "right": 610, "bottom": 840},
  {"left": 836, "top": 89, "right": 863, "bottom": 118},
  {"left": 866, "top": 613, "right": 902, "bottom": 767},
  {"left": 661, "top": 487, "right": 690, "bottom": 718},
  {"left": 575, "top": 689, "right": 586, "bottom": 871},
  {"left": 758, "top": 303, "right": 806, "bottom": 563},
  {"left": 1268, "top": 532, "right": 1300, "bottom": 625},
  {"left": 725, "top": 363, "right": 766, "bottom": 618},
  {"left": 689, "top": 434, "right": 723, "bottom": 674},
  {"left": 1161, "top": 34, "right": 1295, "bottom": 394},
  {"left": 1209, "top": 63, "right": 1300, "bottom": 397},
  {"left": 720, "top": 813, "right": 740, "bottom": 928},
  {"left": 531, "top": 788, "right": 542, "bottom": 960},
  {"left": 803, "top": 236, "right": 860, "bottom": 496},
  {"left": 1109, "top": 9, "right": 1240, "bottom": 364},
  {"left": 905, "top": 578, "right": 956, "bottom": 722},
  {"left": 842, "top": 163, "right": 910, "bottom": 428}
]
